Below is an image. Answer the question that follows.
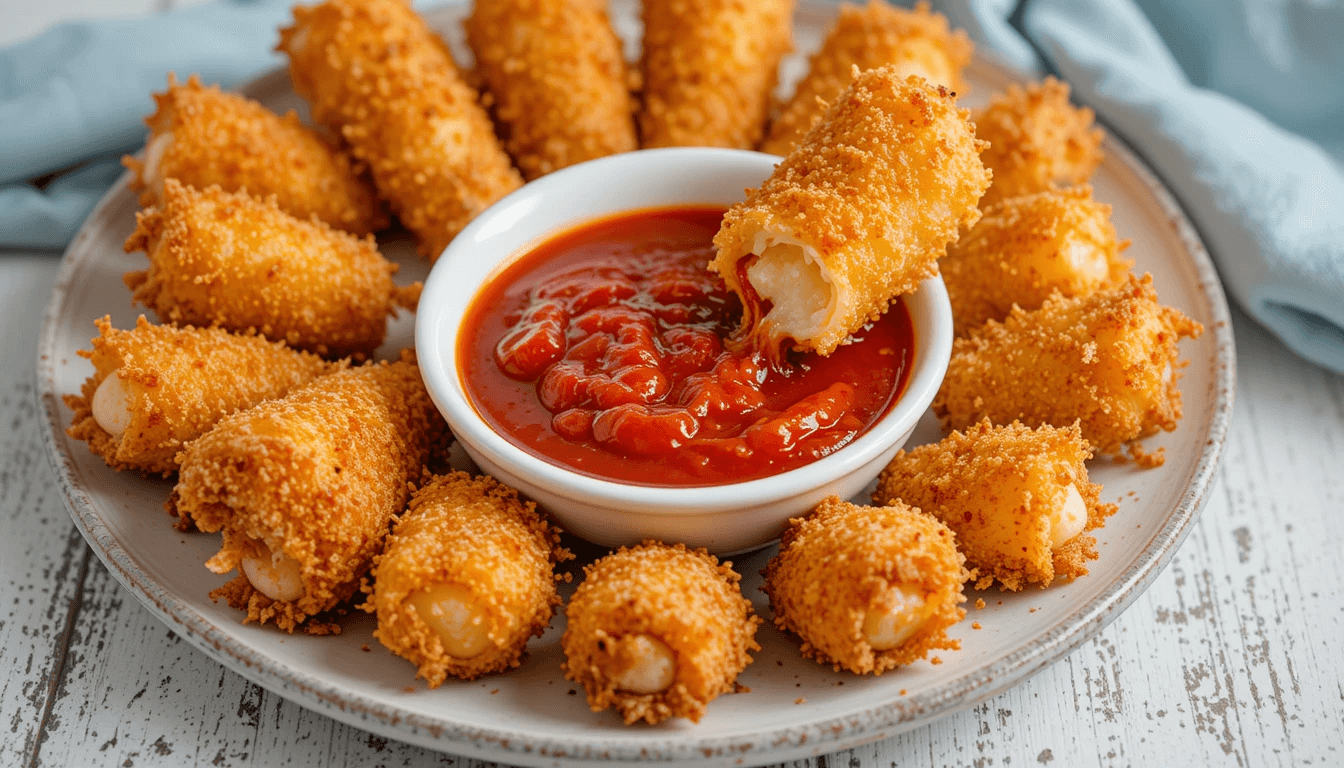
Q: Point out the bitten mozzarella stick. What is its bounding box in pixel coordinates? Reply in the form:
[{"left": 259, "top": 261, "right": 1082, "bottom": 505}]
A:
[
  {"left": 942, "top": 186, "right": 1132, "bottom": 335},
  {"left": 64, "top": 316, "right": 332, "bottom": 476},
  {"left": 975, "top": 77, "right": 1104, "bottom": 207},
  {"left": 123, "top": 74, "right": 385, "bottom": 235},
  {"left": 368, "top": 472, "right": 571, "bottom": 685},
  {"left": 711, "top": 68, "right": 990, "bottom": 359},
  {"left": 124, "top": 180, "right": 416, "bottom": 359},
  {"left": 465, "top": 0, "right": 636, "bottom": 180},
  {"left": 764, "top": 497, "right": 967, "bottom": 675},
  {"left": 279, "top": 0, "right": 522, "bottom": 260},
  {"left": 562, "top": 542, "right": 759, "bottom": 725},
  {"left": 638, "top": 0, "right": 794, "bottom": 149},
  {"left": 174, "top": 357, "right": 443, "bottom": 633},
  {"left": 875, "top": 420, "right": 1117, "bottom": 591},
  {"left": 760, "top": 0, "right": 972, "bottom": 156},
  {"left": 934, "top": 273, "right": 1203, "bottom": 459}
]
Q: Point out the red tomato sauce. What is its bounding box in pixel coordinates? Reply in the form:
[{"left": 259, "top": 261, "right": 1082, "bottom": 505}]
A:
[{"left": 458, "top": 206, "right": 914, "bottom": 487}]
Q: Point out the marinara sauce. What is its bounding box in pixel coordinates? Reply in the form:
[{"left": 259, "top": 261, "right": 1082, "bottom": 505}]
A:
[{"left": 459, "top": 206, "right": 914, "bottom": 487}]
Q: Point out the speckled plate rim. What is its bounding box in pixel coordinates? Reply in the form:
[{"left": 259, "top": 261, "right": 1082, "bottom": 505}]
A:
[{"left": 35, "top": 5, "right": 1235, "bottom": 767}]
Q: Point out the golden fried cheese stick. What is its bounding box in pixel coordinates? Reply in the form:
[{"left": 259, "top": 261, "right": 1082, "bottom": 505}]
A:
[
  {"left": 934, "top": 273, "right": 1203, "bottom": 458},
  {"left": 124, "top": 180, "right": 416, "bottom": 359},
  {"left": 760, "top": 0, "right": 972, "bottom": 156},
  {"left": 123, "top": 74, "right": 385, "bottom": 236},
  {"left": 875, "top": 420, "right": 1117, "bottom": 591},
  {"left": 368, "top": 472, "right": 571, "bottom": 685},
  {"left": 942, "top": 186, "right": 1132, "bottom": 335},
  {"left": 562, "top": 542, "right": 759, "bottom": 724},
  {"left": 64, "top": 316, "right": 332, "bottom": 476},
  {"left": 279, "top": 0, "right": 522, "bottom": 260},
  {"left": 711, "top": 68, "right": 990, "bottom": 359},
  {"left": 764, "top": 497, "right": 966, "bottom": 675},
  {"left": 975, "top": 77, "right": 1105, "bottom": 207},
  {"left": 638, "top": 0, "right": 794, "bottom": 149},
  {"left": 465, "top": 0, "right": 636, "bottom": 180},
  {"left": 174, "top": 357, "right": 443, "bottom": 633}
]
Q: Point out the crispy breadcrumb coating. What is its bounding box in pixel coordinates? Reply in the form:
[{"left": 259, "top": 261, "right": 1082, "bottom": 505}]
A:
[
  {"left": 174, "top": 357, "right": 444, "bottom": 632},
  {"left": 875, "top": 420, "right": 1118, "bottom": 591},
  {"left": 123, "top": 180, "right": 416, "bottom": 359},
  {"left": 562, "top": 541, "right": 760, "bottom": 724},
  {"left": 63, "top": 316, "right": 332, "bottom": 476},
  {"left": 465, "top": 0, "right": 636, "bottom": 181},
  {"left": 638, "top": 0, "right": 794, "bottom": 149},
  {"left": 760, "top": 1, "right": 972, "bottom": 156},
  {"left": 764, "top": 497, "right": 967, "bottom": 675},
  {"left": 367, "top": 472, "right": 571, "bottom": 685},
  {"left": 122, "top": 74, "right": 385, "bottom": 236},
  {"left": 942, "top": 186, "right": 1132, "bottom": 336},
  {"left": 712, "top": 69, "right": 989, "bottom": 359},
  {"left": 934, "top": 273, "right": 1204, "bottom": 456},
  {"left": 975, "top": 77, "right": 1105, "bottom": 207},
  {"left": 279, "top": 0, "right": 522, "bottom": 260}
]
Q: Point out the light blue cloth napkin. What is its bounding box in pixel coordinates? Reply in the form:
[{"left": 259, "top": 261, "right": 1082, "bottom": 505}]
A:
[{"left": 936, "top": 0, "right": 1344, "bottom": 374}]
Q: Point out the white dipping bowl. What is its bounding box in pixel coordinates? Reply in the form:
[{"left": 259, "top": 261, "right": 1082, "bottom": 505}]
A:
[{"left": 416, "top": 148, "right": 953, "bottom": 554}]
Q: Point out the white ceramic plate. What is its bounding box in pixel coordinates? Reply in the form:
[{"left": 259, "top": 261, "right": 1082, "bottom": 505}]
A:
[{"left": 37, "top": 2, "right": 1235, "bottom": 766}]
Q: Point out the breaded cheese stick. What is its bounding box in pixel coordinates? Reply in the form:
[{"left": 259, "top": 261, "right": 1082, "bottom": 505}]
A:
[
  {"left": 64, "top": 316, "right": 332, "bottom": 476},
  {"left": 975, "top": 77, "right": 1105, "bottom": 207},
  {"left": 123, "top": 74, "right": 385, "bottom": 236},
  {"left": 562, "top": 542, "right": 759, "bottom": 724},
  {"left": 465, "top": 0, "right": 636, "bottom": 180},
  {"left": 638, "top": 0, "right": 794, "bottom": 149},
  {"left": 279, "top": 0, "right": 522, "bottom": 260},
  {"left": 174, "top": 357, "right": 443, "bottom": 633},
  {"left": 942, "top": 186, "right": 1132, "bottom": 335},
  {"left": 760, "top": 0, "right": 973, "bottom": 156},
  {"left": 875, "top": 420, "right": 1117, "bottom": 591},
  {"left": 934, "top": 273, "right": 1203, "bottom": 458},
  {"left": 764, "top": 497, "right": 967, "bottom": 675},
  {"left": 368, "top": 472, "right": 571, "bottom": 685},
  {"left": 711, "top": 68, "right": 990, "bottom": 359},
  {"left": 123, "top": 180, "right": 416, "bottom": 359}
]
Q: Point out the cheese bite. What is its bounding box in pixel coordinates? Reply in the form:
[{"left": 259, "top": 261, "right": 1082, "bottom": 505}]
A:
[
  {"left": 123, "top": 74, "right": 385, "bottom": 236},
  {"left": 173, "top": 357, "right": 443, "bottom": 633},
  {"left": 942, "top": 186, "right": 1132, "bottom": 336},
  {"left": 934, "top": 273, "right": 1203, "bottom": 457},
  {"left": 764, "top": 497, "right": 967, "bottom": 675},
  {"left": 875, "top": 420, "right": 1117, "bottom": 590},
  {"left": 712, "top": 68, "right": 990, "bottom": 359},
  {"left": 123, "top": 180, "right": 416, "bottom": 359},
  {"left": 638, "top": 0, "right": 794, "bottom": 149},
  {"left": 465, "top": 0, "right": 636, "bottom": 180},
  {"left": 761, "top": 0, "right": 972, "bottom": 156},
  {"left": 64, "top": 316, "right": 332, "bottom": 476},
  {"left": 279, "top": 0, "right": 522, "bottom": 260},
  {"left": 562, "top": 542, "right": 759, "bottom": 724}
]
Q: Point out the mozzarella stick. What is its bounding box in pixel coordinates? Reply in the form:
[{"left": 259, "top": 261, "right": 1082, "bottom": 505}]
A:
[
  {"left": 942, "top": 186, "right": 1132, "bottom": 335},
  {"left": 711, "top": 68, "right": 990, "bottom": 359},
  {"left": 760, "top": 0, "right": 972, "bottom": 156},
  {"left": 975, "top": 77, "right": 1105, "bottom": 207},
  {"left": 122, "top": 74, "right": 385, "bottom": 236},
  {"left": 562, "top": 542, "right": 759, "bottom": 725},
  {"left": 174, "top": 357, "right": 443, "bottom": 633},
  {"left": 875, "top": 420, "right": 1117, "bottom": 591},
  {"left": 465, "top": 0, "right": 636, "bottom": 180},
  {"left": 278, "top": 0, "right": 522, "bottom": 260},
  {"left": 368, "top": 472, "right": 571, "bottom": 685},
  {"left": 763, "top": 497, "right": 967, "bottom": 675},
  {"left": 63, "top": 316, "right": 332, "bottom": 476},
  {"left": 934, "top": 273, "right": 1203, "bottom": 459},
  {"left": 123, "top": 180, "right": 416, "bottom": 359},
  {"left": 638, "top": 0, "right": 794, "bottom": 149}
]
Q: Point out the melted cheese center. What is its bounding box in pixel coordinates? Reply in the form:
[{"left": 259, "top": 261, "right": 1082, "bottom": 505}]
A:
[
  {"left": 611, "top": 633, "right": 676, "bottom": 694},
  {"left": 862, "top": 584, "right": 931, "bottom": 651},
  {"left": 1048, "top": 483, "right": 1088, "bottom": 550},
  {"left": 240, "top": 542, "right": 305, "bottom": 602},
  {"left": 745, "top": 235, "right": 836, "bottom": 345},
  {"left": 409, "top": 583, "right": 492, "bottom": 659},
  {"left": 91, "top": 374, "right": 133, "bottom": 438}
]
